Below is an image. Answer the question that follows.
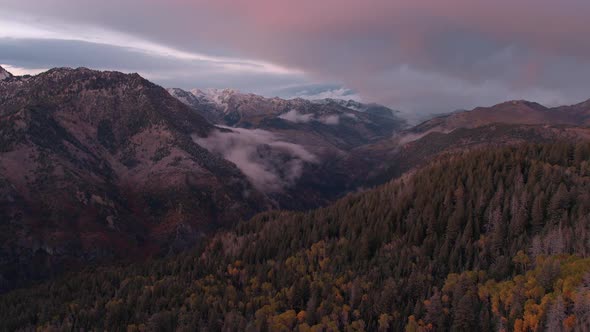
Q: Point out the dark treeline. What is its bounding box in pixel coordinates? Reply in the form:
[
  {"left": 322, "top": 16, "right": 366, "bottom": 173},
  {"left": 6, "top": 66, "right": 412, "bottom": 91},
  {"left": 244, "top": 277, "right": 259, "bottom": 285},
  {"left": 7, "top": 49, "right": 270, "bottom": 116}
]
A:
[{"left": 2, "top": 143, "right": 590, "bottom": 331}]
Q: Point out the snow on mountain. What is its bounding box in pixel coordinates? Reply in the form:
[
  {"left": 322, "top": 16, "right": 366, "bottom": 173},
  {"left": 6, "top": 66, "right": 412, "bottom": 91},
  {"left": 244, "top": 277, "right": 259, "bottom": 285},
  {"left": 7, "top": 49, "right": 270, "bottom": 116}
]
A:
[
  {"left": 166, "top": 88, "right": 200, "bottom": 106},
  {"left": 313, "top": 98, "right": 366, "bottom": 111},
  {"left": 190, "top": 88, "right": 240, "bottom": 107},
  {"left": 313, "top": 98, "right": 402, "bottom": 119},
  {"left": 171, "top": 88, "right": 402, "bottom": 121}
]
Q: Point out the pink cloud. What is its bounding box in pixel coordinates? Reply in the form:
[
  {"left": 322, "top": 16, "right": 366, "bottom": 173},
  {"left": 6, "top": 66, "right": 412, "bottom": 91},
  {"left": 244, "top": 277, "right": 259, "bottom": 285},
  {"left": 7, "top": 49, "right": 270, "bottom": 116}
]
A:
[{"left": 4, "top": 0, "right": 590, "bottom": 113}]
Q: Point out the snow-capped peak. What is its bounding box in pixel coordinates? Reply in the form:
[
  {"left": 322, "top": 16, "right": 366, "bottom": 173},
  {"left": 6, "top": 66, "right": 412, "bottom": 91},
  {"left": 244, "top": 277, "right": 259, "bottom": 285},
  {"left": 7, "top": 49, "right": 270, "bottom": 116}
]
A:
[
  {"left": 313, "top": 98, "right": 367, "bottom": 112},
  {"left": 312, "top": 98, "right": 403, "bottom": 120},
  {"left": 190, "top": 88, "right": 240, "bottom": 106}
]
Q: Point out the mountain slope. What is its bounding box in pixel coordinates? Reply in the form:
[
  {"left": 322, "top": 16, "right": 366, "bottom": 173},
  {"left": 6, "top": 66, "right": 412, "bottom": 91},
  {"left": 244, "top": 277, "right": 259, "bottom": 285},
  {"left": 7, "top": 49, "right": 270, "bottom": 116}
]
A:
[
  {"left": 0, "top": 68, "right": 269, "bottom": 290},
  {"left": 405, "top": 99, "right": 590, "bottom": 141},
  {"left": 0, "top": 65, "right": 12, "bottom": 80},
  {"left": 2, "top": 143, "right": 590, "bottom": 331},
  {"left": 352, "top": 123, "right": 590, "bottom": 187},
  {"left": 344, "top": 98, "right": 590, "bottom": 187},
  {"left": 312, "top": 97, "right": 403, "bottom": 119}
]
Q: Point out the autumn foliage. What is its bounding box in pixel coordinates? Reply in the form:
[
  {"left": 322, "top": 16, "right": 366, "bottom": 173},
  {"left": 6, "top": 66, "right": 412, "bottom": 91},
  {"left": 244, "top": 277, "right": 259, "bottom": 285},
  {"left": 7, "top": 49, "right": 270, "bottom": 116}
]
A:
[{"left": 2, "top": 143, "right": 590, "bottom": 331}]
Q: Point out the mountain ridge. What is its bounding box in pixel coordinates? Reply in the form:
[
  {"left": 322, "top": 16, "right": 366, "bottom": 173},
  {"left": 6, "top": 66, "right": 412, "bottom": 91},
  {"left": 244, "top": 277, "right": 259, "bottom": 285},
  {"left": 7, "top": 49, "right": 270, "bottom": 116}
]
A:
[
  {"left": 407, "top": 98, "right": 590, "bottom": 139},
  {"left": 0, "top": 65, "right": 12, "bottom": 80},
  {"left": 168, "top": 87, "right": 407, "bottom": 131}
]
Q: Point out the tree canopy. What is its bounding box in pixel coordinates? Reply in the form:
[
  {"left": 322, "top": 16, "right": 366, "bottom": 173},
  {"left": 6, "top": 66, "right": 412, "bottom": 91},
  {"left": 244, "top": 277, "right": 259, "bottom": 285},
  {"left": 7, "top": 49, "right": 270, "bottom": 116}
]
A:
[{"left": 2, "top": 142, "right": 590, "bottom": 331}]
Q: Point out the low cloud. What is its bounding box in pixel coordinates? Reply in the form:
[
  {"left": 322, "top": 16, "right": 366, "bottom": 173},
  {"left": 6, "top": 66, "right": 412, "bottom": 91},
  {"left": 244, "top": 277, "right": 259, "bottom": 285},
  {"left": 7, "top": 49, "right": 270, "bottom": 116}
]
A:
[
  {"left": 193, "top": 126, "right": 317, "bottom": 192},
  {"left": 319, "top": 115, "right": 340, "bottom": 125},
  {"left": 278, "top": 109, "right": 314, "bottom": 123},
  {"left": 289, "top": 87, "right": 361, "bottom": 101},
  {"left": 279, "top": 109, "right": 341, "bottom": 126}
]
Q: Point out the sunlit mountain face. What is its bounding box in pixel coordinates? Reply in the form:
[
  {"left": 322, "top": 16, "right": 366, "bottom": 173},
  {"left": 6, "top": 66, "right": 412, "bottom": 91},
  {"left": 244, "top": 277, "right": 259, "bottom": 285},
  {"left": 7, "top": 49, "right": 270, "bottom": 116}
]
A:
[{"left": 2, "top": 1, "right": 590, "bottom": 331}]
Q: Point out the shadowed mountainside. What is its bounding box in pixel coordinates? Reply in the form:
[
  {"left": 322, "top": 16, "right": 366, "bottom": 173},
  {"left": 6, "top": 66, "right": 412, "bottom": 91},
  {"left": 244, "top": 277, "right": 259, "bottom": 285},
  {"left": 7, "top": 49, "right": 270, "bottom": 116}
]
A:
[{"left": 0, "top": 66, "right": 270, "bottom": 290}]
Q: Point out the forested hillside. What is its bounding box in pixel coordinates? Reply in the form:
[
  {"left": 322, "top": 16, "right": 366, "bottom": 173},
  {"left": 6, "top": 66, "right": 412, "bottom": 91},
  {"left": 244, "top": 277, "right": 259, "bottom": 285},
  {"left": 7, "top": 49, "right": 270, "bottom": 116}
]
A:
[{"left": 2, "top": 143, "right": 590, "bottom": 331}]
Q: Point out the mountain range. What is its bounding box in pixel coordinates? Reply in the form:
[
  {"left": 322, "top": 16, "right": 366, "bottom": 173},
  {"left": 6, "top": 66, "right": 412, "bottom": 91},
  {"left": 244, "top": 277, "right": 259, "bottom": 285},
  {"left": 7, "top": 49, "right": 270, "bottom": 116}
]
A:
[
  {"left": 0, "top": 66, "right": 408, "bottom": 290},
  {"left": 2, "top": 65, "right": 590, "bottom": 330}
]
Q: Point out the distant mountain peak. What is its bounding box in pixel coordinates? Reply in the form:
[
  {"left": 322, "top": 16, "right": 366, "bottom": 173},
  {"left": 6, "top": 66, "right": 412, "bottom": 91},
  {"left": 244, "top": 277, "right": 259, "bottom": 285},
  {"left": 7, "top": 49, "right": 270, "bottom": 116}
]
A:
[
  {"left": 491, "top": 99, "right": 547, "bottom": 110},
  {"left": 0, "top": 65, "right": 13, "bottom": 80},
  {"left": 312, "top": 97, "right": 403, "bottom": 119},
  {"left": 190, "top": 88, "right": 240, "bottom": 106},
  {"left": 168, "top": 87, "right": 407, "bottom": 127}
]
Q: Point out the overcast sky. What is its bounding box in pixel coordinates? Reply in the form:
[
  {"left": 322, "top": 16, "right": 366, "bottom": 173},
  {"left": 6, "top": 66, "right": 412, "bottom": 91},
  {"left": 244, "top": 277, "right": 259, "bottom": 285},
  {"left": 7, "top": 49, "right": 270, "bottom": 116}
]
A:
[{"left": 1, "top": 0, "right": 590, "bottom": 116}]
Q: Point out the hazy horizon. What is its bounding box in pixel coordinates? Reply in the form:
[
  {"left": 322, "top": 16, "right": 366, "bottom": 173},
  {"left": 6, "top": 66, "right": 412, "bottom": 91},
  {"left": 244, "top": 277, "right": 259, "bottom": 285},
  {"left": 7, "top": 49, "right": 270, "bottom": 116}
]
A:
[{"left": 2, "top": 0, "right": 590, "bottom": 116}]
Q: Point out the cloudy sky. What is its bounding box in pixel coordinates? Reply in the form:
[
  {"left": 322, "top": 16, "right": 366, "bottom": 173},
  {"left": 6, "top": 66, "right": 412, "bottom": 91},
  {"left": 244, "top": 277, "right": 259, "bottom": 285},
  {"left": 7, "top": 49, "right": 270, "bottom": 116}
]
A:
[{"left": 1, "top": 0, "right": 590, "bottom": 116}]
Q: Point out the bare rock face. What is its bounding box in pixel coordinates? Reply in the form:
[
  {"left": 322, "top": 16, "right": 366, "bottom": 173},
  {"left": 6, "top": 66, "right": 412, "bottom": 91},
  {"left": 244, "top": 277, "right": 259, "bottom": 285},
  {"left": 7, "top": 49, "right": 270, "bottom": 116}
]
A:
[{"left": 0, "top": 68, "right": 270, "bottom": 291}]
